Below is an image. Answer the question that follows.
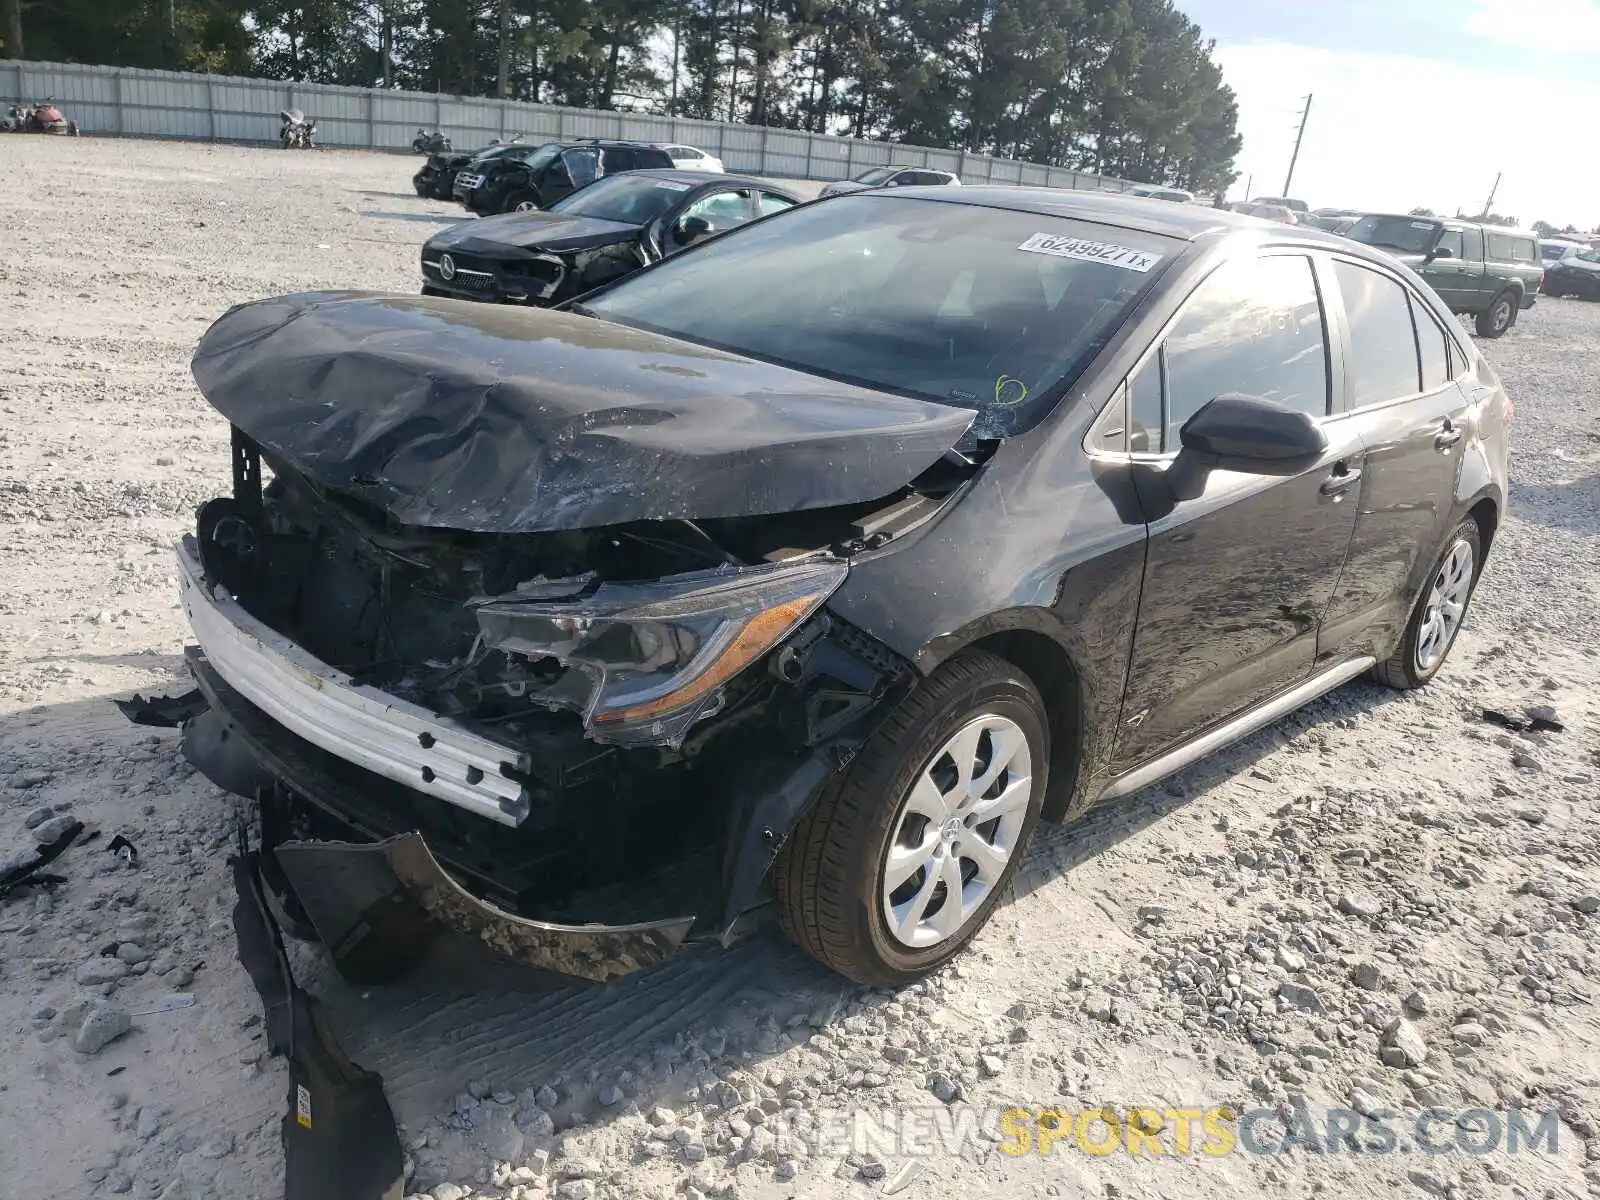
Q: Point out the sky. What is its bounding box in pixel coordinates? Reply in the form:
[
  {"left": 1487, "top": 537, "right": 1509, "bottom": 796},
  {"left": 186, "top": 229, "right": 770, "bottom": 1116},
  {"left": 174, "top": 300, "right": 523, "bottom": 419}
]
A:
[{"left": 1182, "top": 0, "right": 1600, "bottom": 230}]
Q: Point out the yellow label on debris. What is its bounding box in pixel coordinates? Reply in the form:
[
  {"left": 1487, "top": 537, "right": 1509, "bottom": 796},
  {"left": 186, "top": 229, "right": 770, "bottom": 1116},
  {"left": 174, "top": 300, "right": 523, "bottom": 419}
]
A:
[{"left": 297, "top": 1084, "right": 313, "bottom": 1129}]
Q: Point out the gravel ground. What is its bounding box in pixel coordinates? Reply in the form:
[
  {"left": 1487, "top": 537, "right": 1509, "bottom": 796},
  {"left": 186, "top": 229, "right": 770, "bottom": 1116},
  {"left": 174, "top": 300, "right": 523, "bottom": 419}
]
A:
[{"left": 1, "top": 137, "right": 1598, "bottom": 1200}]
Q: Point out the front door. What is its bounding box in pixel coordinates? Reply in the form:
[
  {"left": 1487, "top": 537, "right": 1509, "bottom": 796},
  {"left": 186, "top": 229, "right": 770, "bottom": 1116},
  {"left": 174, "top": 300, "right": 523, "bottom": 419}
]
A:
[
  {"left": 1114, "top": 252, "right": 1360, "bottom": 769},
  {"left": 1317, "top": 259, "right": 1471, "bottom": 662},
  {"left": 1416, "top": 227, "right": 1475, "bottom": 309}
]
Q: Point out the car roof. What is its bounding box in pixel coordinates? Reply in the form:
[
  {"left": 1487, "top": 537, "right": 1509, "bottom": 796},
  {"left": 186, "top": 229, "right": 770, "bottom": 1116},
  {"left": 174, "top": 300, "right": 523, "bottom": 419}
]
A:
[
  {"left": 1434, "top": 216, "right": 1539, "bottom": 237},
  {"left": 618, "top": 167, "right": 800, "bottom": 194},
  {"left": 874, "top": 185, "right": 1342, "bottom": 243}
]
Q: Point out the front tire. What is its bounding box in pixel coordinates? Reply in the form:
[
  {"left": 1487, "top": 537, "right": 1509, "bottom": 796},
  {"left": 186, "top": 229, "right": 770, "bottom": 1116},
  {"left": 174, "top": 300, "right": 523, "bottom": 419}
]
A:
[
  {"left": 775, "top": 650, "right": 1048, "bottom": 986},
  {"left": 504, "top": 191, "right": 541, "bottom": 213},
  {"left": 1475, "top": 291, "right": 1517, "bottom": 337},
  {"left": 1372, "top": 518, "right": 1482, "bottom": 690}
]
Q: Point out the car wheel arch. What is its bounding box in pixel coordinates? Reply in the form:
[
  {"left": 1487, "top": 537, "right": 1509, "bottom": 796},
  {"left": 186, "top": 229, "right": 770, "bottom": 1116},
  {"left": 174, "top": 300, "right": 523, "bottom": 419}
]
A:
[{"left": 915, "top": 614, "right": 1088, "bottom": 823}]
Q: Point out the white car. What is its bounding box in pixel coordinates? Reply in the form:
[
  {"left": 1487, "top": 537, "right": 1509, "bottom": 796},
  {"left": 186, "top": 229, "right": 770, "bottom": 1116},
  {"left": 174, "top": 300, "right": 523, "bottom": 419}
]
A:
[
  {"left": 1128, "top": 184, "right": 1195, "bottom": 203},
  {"left": 660, "top": 144, "right": 724, "bottom": 173}
]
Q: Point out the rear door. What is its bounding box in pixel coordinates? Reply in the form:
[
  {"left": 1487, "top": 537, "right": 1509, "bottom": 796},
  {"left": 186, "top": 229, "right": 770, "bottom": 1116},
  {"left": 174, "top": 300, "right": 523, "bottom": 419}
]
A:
[
  {"left": 1317, "top": 258, "right": 1472, "bottom": 662},
  {"left": 1112, "top": 250, "right": 1361, "bottom": 769}
]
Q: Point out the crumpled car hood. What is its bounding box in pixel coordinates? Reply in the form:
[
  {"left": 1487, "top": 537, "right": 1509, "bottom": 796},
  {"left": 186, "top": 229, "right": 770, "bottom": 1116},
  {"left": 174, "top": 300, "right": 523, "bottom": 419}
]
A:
[
  {"left": 190, "top": 292, "right": 975, "bottom": 534},
  {"left": 427, "top": 211, "right": 638, "bottom": 255}
]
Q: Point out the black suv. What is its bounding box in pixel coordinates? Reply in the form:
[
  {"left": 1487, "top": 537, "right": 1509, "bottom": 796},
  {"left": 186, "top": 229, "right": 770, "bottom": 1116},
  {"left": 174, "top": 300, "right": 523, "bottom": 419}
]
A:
[{"left": 454, "top": 140, "right": 676, "bottom": 216}]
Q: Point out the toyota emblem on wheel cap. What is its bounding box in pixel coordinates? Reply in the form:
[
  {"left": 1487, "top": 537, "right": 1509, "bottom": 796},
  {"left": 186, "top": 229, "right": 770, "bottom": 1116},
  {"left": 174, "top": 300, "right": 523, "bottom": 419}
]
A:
[{"left": 439, "top": 253, "right": 456, "bottom": 282}]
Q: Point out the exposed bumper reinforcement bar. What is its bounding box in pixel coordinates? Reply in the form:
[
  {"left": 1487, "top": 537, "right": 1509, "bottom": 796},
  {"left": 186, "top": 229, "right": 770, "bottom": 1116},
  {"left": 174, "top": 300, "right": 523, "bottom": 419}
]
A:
[{"left": 177, "top": 535, "right": 532, "bottom": 826}]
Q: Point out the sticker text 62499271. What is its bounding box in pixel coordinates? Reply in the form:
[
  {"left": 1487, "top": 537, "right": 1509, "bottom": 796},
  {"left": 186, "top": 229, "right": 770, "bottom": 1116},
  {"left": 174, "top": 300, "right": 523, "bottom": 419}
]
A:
[{"left": 1016, "top": 233, "right": 1163, "bottom": 273}]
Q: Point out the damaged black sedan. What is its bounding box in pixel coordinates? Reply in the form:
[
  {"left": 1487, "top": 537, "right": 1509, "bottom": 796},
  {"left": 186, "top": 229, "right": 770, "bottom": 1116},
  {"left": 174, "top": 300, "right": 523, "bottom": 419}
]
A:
[
  {"left": 420, "top": 169, "right": 802, "bottom": 305},
  {"left": 177, "top": 189, "right": 1509, "bottom": 988}
]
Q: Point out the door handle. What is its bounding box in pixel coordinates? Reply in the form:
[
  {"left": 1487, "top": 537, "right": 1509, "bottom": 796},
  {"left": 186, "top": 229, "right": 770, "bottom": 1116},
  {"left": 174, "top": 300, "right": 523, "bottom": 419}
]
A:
[
  {"left": 1435, "top": 423, "right": 1463, "bottom": 449},
  {"left": 1319, "top": 464, "right": 1362, "bottom": 496}
]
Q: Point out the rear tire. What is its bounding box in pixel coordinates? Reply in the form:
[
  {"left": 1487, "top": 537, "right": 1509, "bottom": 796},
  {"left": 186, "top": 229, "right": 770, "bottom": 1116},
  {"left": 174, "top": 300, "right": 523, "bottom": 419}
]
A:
[
  {"left": 774, "top": 650, "right": 1048, "bottom": 986},
  {"left": 1475, "top": 291, "right": 1517, "bottom": 337},
  {"left": 1372, "top": 518, "right": 1482, "bottom": 690}
]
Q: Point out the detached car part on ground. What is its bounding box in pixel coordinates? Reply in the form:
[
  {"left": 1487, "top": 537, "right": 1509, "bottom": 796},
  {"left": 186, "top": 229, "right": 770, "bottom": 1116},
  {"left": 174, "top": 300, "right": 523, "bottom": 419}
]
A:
[
  {"left": 420, "top": 170, "right": 802, "bottom": 305},
  {"left": 176, "top": 189, "right": 1510, "bottom": 988},
  {"left": 1344, "top": 214, "right": 1543, "bottom": 337},
  {"left": 3, "top": 101, "right": 80, "bottom": 135},
  {"left": 279, "top": 110, "right": 316, "bottom": 150}
]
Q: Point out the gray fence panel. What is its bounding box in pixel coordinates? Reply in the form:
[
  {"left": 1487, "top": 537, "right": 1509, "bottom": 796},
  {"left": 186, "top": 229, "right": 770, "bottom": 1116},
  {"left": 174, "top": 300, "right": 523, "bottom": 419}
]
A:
[{"left": 0, "top": 59, "right": 1127, "bottom": 192}]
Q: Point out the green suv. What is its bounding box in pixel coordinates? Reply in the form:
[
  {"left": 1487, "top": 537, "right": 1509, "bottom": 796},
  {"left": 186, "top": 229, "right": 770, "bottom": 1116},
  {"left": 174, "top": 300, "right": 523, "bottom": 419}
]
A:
[{"left": 1345, "top": 214, "right": 1542, "bottom": 337}]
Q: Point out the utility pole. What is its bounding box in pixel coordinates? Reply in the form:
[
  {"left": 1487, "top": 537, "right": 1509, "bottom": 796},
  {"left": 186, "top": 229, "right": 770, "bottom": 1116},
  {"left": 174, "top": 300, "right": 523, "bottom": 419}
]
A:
[
  {"left": 1480, "top": 172, "right": 1502, "bottom": 219},
  {"left": 495, "top": 0, "right": 511, "bottom": 98},
  {"left": 1282, "top": 94, "right": 1311, "bottom": 198},
  {"left": 1242, "top": 173, "right": 1253, "bottom": 203}
]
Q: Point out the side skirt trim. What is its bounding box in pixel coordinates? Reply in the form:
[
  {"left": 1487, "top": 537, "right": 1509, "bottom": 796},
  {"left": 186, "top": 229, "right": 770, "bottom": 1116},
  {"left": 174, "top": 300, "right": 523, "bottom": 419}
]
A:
[{"left": 1093, "top": 656, "right": 1376, "bottom": 803}]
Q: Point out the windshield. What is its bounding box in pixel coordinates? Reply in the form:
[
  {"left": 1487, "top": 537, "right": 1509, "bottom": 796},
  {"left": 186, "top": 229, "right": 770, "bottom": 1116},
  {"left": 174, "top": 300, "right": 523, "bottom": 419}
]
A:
[
  {"left": 582, "top": 194, "right": 1177, "bottom": 438},
  {"left": 855, "top": 167, "right": 897, "bottom": 185},
  {"left": 1347, "top": 215, "right": 1440, "bottom": 254},
  {"left": 1578, "top": 249, "right": 1600, "bottom": 263},
  {"left": 550, "top": 174, "right": 693, "bottom": 224}
]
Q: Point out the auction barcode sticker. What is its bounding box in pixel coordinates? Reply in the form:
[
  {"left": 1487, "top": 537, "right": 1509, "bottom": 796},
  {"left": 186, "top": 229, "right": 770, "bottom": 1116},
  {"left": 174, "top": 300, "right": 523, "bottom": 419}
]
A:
[
  {"left": 1016, "top": 233, "right": 1163, "bottom": 272},
  {"left": 654, "top": 180, "right": 692, "bottom": 191},
  {"left": 297, "top": 1084, "right": 313, "bottom": 1129}
]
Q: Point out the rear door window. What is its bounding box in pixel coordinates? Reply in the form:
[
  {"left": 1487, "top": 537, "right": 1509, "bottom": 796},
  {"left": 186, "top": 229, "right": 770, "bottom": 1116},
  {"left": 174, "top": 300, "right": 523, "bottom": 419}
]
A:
[
  {"left": 1335, "top": 261, "right": 1422, "bottom": 405},
  {"left": 1461, "top": 228, "right": 1484, "bottom": 261},
  {"left": 1410, "top": 295, "right": 1451, "bottom": 391},
  {"left": 757, "top": 191, "right": 797, "bottom": 216},
  {"left": 1162, "top": 254, "right": 1330, "bottom": 441}
]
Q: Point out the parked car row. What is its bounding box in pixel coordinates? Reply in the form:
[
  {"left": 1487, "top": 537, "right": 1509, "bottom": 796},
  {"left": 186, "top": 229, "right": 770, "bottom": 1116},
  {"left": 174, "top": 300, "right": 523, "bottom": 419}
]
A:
[
  {"left": 414, "top": 137, "right": 726, "bottom": 213},
  {"left": 181, "top": 184, "right": 1511, "bottom": 990}
]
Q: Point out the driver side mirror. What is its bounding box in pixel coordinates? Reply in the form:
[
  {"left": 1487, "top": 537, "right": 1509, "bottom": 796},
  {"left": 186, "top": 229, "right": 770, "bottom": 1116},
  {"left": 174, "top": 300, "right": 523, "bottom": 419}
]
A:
[
  {"left": 1426, "top": 245, "right": 1453, "bottom": 262},
  {"left": 677, "top": 215, "right": 713, "bottom": 242},
  {"left": 1179, "top": 394, "right": 1327, "bottom": 471}
]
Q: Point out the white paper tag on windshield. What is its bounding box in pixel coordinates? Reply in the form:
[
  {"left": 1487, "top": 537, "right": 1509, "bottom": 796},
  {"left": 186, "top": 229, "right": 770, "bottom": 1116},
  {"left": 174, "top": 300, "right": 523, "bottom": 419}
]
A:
[
  {"left": 1410, "top": 220, "right": 1434, "bottom": 230},
  {"left": 1016, "top": 233, "right": 1162, "bottom": 272},
  {"left": 654, "top": 180, "right": 692, "bottom": 191}
]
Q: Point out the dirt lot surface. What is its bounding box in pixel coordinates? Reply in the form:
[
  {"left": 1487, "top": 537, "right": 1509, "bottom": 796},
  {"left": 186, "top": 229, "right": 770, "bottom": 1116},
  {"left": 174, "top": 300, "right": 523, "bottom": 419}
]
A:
[{"left": 1, "top": 138, "right": 1598, "bottom": 1200}]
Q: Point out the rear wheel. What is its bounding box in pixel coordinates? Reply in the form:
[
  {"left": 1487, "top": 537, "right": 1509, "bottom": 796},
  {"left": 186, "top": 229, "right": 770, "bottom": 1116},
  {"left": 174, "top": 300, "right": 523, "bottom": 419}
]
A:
[
  {"left": 774, "top": 650, "right": 1048, "bottom": 986},
  {"left": 1372, "top": 518, "right": 1482, "bottom": 690},
  {"left": 1475, "top": 291, "right": 1517, "bottom": 337}
]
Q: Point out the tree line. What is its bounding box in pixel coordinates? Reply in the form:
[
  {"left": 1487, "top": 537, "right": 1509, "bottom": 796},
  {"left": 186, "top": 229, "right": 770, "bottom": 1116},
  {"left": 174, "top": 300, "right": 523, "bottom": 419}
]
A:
[{"left": 3, "top": 0, "right": 1241, "bottom": 191}]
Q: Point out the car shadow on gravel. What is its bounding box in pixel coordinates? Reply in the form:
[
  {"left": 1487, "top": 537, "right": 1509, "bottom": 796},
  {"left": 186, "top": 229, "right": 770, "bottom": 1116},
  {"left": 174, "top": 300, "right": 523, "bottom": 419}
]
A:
[
  {"left": 362, "top": 210, "right": 473, "bottom": 226},
  {"left": 1502, "top": 473, "right": 1600, "bottom": 537},
  {"left": 1015, "top": 677, "right": 1400, "bottom": 897}
]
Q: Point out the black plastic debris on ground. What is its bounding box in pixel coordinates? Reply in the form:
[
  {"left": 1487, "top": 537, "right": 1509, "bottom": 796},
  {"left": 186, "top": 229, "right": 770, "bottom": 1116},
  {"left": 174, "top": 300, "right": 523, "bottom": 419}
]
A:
[
  {"left": 230, "top": 843, "right": 404, "bottom": 1200},
  {"left": 0, "top": 818, "right": 84, "bottom": 901},
  {"left": 115, "top": 688, "right": 209, "bottom": 728},
  {"left": 1482, "top": 706, "right": 1566, "bottom": 735},
  {"left": 107, "top": 834, "right": 139, "bottom": 867}
]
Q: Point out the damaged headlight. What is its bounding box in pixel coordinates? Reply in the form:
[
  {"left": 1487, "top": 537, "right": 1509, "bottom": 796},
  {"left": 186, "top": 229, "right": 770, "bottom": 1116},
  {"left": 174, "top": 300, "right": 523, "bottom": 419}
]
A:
[{"left": 473, "top": 557, "right": 848, "bottom": 747}]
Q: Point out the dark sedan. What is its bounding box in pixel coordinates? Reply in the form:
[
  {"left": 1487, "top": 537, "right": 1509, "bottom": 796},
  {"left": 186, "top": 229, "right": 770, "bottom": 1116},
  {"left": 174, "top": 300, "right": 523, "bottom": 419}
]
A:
[
  {"left": 176, "top": 189, "right": 1510, "bottom": 991},
  {"left": 421, "top": 169, "right": 804, "bottom": 305}
]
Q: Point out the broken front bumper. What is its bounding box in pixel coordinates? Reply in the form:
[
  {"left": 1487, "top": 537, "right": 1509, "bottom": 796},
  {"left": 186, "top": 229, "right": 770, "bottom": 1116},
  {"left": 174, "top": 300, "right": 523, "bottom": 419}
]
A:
[
  {"left": 178, "top": 537, "right": 699, "bottom": 984},
  {"left": 177, "top": 536, "right": 532, "bottom": 826}
]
